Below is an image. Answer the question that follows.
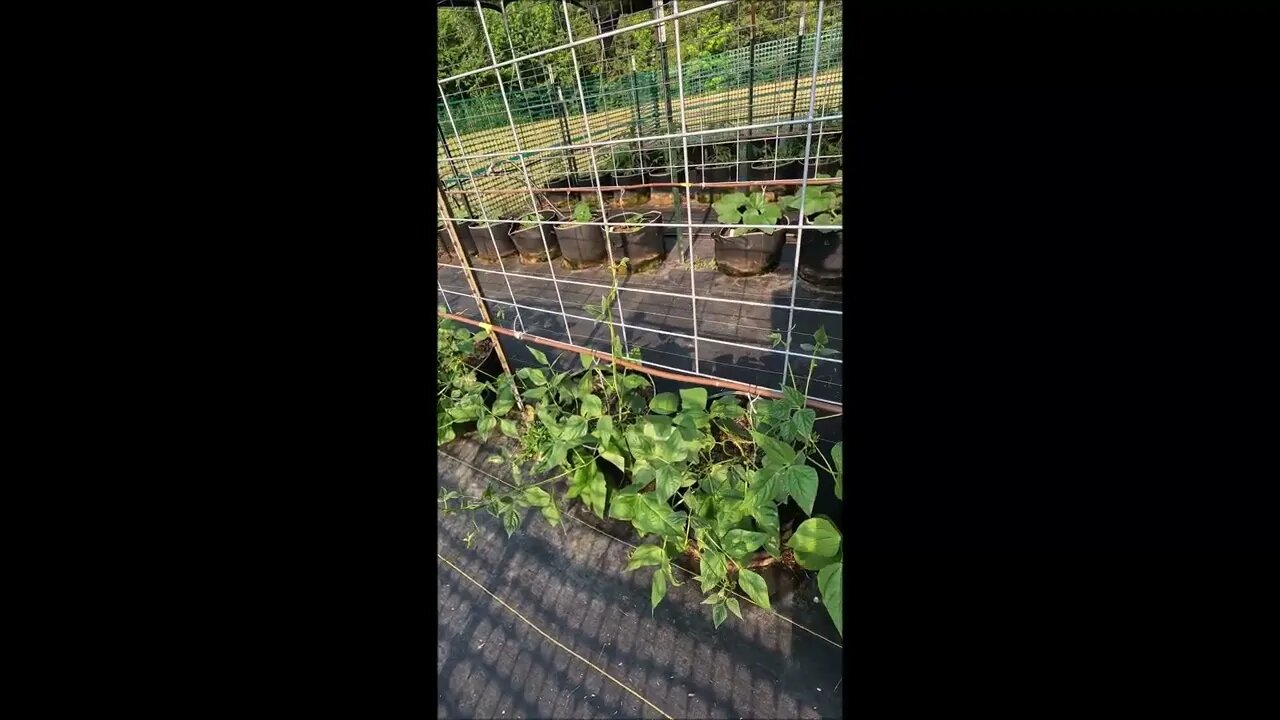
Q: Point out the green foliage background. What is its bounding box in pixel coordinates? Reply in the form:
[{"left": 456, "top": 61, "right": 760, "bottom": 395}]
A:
[{"left": 437, "top": 1, "right": 837, "bottom": 113}]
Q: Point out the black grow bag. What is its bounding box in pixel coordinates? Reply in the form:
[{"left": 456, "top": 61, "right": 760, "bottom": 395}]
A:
[
  {"left": 693, "top": 163, "right": 734, "bottom": 202},
  {"left": 466, "top": 220, "right": 518, "bottom": 259},
  {"left": 750, "top": 160, "right": 802, "bottom": 184},
  {"left": 645, "top": 167, "right": 683, "bottom": 205},
  {"left": 612, "top": 168, "right": 649, "bottom": 207},
  {"left": 470, "top": 338, "right": 503, "bottom": 382},
  {"left": 572, "top": 172, "right": 614, "bottom": 199},
  {"left": 606, "top": 211, "right": 666, "bottom": 270},
  {"left": 798, "top": 225, "right": 844, "bottom": 286},
  {"left": 447, "top": 340, "right": 504, "bottom": 437},
  {"left": 544, "top": 175, "right": 574, "bottom": 204},
  {"left": 693, "top": 163, "right": 732, "bottom": 185},
  {"left": 509, "top": 210, "right": 561, "bottom": 262},
  {"left": 714, "top": 218, "right": 789, "bottom": 276},
  {"left": 555, "top": 215, "right": 608, "bottom": 269},
  {"left": 802, "top": 158, "right": 841, "bottom": 178}
]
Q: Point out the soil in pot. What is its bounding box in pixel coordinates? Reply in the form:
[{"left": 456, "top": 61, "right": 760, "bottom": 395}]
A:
[
  {"left": 467, "top": 220, "right": 518, "bottom": 260},
  {"left": 798, "top": 227, "right": 843, "bottom": 286},
  {"left": 555, "top": 217, "right": 609, "bottom": 270},
  {"left": 509, "top": 210, "right": 562, "bottom": 263},
  {"left": 606, "top": 212, "right": 666, "bottom": 273},
  {"left": 714, "top": 219, "right": 789, "bottom": 276}
]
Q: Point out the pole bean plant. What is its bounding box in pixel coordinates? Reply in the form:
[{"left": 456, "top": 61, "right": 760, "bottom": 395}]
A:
[{"left": 437, "top": 266, "right": 843, "bottom": 637}]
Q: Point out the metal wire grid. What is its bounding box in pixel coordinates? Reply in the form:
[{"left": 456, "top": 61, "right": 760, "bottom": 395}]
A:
[{"left": 437, "top": 0, "right": 843, "bottom": 408}]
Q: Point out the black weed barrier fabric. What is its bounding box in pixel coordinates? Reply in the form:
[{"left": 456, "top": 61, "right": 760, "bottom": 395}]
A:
[{"left": 438, "top": 437, "right": 844, "bottom": 719}]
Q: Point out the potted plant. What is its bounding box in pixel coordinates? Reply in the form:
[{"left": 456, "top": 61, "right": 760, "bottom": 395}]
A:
[
  {"left": 710, "top": 191, "right": 789, "bottom": 276},
  {"left": 750, "top": 139, "right": 802, "bottom": 184},
  {"left": 573, "top": 152, "right": 615, "bottom": 200},
  {"left": 737, "top": 139, "right": 767, "bottom": 183},
  {"left": 555, "top": 202, "right": 609, "bottom": 269},
  {"left": 802, "top": 137, "right": 842, "bottom": 178},
  {"left": 436, "top": 317, "right": 504, "bottom": 445},
  {"left": 465, "top": 218, "right": 518, "bottom": 260},
  {"left": 693, "top": 143, "right": 737, "bottom": 203},
  {"left": 509, "top": 210, "right": 562, "bottom": 263},
  {"left": 780, "top": 177, "right": 843, "bottom": 285},
  {"left": 605, "top": 211, "right": 666, "bottom": 271}
]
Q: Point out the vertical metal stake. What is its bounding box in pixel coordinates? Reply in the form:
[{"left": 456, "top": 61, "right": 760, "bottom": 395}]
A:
[
  {"left": 790, "top": 11, "right": 806, "bottom": 121},
  {"left": 438, "top": 123, "right": 476, "bottom": 219},
  {"left": 747, "top": 7, "right": 757, "bottom": 129}
]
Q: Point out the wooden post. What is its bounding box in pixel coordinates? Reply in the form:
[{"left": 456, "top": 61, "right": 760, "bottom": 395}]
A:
[{"left": 437, "top": 183, "right": 525, "bottom": 412}]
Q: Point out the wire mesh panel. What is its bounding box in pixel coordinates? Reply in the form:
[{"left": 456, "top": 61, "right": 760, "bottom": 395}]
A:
[{"left": 437, "top": 0, "right": 844, "bottom": 410}]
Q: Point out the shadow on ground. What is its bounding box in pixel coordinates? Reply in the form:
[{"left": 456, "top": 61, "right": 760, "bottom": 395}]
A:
[{"left": 437, "top": 438, "right": 843, "bottom": 719}]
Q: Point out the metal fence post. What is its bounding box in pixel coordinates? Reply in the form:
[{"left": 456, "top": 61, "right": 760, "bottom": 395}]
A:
[
  {"left": 790, "top": 11, "right": 806, "bottom": 122},
  {"left": 747, "top": 6, "right": 757, "bottom": 129}
]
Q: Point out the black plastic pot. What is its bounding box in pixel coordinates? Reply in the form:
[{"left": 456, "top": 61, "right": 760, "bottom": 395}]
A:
[
  {"left": 470, "top": 339, "right": 503, "bottom": 382},
  {"left": 437, "top": 224, "right": 452, "bottom": 258},
  {"left": 509, "top": 210, "right": 561, "bottom": 262},
  {"left": 466, "top": 220, "right": 518, "bottom": 260},
  {"left": 749, "top": 160, "right": 802, "bottom": 185},
  {"left": 645, "top": 167, "right": 683, "bottom": 205},
  {"left": 798, "top": 225, "right": 843, "bottom": 286},
  {"left": 555, "top": 216, "right": 608, "bottom": 269},
  {"left": 802, "top": 159, "right": 841, "bottom": 178},
  {"left": 612, "top": 168, "right": 649, "bottom": 207},
  {"left": 714, "top": 218, "right": 789, "bottom": 276},
  {"left": 606, "top": 211, "right": 666, "bottom": 269},
  {"left": 692, "top": 163, "right": 731, "bottom": 184},
  {"left": 572, "top": 172, "right": 614, "bottom": 198},
  {"left": 438, "top": 221, "right": 476, "bottom": 258},
  {"left": 693, "top": 163, "right": 734, "bottom": 203},
  {"left": 545, "top": 175, "right": 574, "bottom": 203},
  {"left": 449, "top": 341, "right": 503, "bottom": 437}
]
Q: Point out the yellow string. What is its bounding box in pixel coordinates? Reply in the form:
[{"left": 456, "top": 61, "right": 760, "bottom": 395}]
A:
[{"left": 438, "top": 553, "right": 675, "bottom": 720}]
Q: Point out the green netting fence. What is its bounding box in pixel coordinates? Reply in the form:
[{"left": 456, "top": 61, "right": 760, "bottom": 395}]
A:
[{"left": 437, "top": 24, "right": 842, "bottom": 138}]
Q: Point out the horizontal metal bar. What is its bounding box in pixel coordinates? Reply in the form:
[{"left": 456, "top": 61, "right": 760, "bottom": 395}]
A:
[
  {"left": 437, "top": 114, "right": 844, "bottom": 163},
  {"left": 437, "top": 263, "right": 844, "bottom": 315},
  {"left": 438, "top": 308, "right": 842, "bottom": 411},
  {"left": 436, "top": 287, "right": 842, "bottom": 365},
  {"left": 437, "top": 0, "right": 735, "bottom": 85},
  {"left": 437, "top": 217, "right": 844, "bottom": 232},
  {"left": 442, "top": 177, "right": 843, "bottom": 195}
]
